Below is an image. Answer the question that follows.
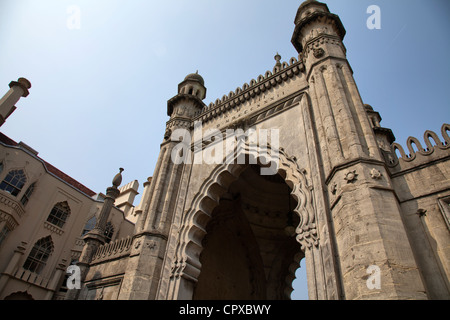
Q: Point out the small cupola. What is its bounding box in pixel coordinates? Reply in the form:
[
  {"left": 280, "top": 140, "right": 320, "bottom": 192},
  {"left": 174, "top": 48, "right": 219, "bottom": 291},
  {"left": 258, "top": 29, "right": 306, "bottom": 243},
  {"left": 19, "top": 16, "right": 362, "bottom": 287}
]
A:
[
  {"left": 167, "top": 72, "right": 207, "bottom": 117},
  {"left": 178, "top": 71, "right": 206, "bottom": 100}
]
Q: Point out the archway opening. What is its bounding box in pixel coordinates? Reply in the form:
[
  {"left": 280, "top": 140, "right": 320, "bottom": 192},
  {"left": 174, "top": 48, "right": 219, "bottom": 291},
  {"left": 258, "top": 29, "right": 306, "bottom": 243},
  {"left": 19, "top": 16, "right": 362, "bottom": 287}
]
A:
[
  {"left": 4, "top": 291, "right": 34, "bottom": 300},
  {"left": 192, "top": 164, "right": 305, "bottom": 300}
]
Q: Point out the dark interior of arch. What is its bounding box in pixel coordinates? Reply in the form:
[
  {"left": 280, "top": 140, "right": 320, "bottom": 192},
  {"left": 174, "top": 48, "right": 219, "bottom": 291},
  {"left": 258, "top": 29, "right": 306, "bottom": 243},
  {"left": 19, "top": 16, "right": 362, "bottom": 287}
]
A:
[{"left": 193, "top": 164, "right": 304, "bottom": 300}]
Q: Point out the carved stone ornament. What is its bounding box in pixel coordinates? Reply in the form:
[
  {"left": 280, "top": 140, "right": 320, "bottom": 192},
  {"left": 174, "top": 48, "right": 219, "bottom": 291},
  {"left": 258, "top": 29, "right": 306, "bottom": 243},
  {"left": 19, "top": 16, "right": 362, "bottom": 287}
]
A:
[
  {"left": 416, "top": 209, "right": 427, "bottom": 217},
  {"left": 146, "top": 241, "right": 157, "bottom": 250},
  {"left": 344, "top": 170, "right": 358, "bottom": 183},
  {"left": 164, "top": 128, "right": 172, "bottom": 141},
  {"left": 370, "top": 168, "right": 382, "bottom": 180},
  {"left": 313, "top": 48, "right": 325, "bottom": 58},
  {"left": 330, "top": 182, "right": 337, "bottom": 195}
]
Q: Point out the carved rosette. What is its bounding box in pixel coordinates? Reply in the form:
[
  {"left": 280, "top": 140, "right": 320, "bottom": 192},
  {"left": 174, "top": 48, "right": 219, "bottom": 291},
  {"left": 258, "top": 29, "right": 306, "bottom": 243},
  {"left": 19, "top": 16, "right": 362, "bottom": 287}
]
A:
[{"left": 313, "top": 48, "right": 325, "bottom": 59}]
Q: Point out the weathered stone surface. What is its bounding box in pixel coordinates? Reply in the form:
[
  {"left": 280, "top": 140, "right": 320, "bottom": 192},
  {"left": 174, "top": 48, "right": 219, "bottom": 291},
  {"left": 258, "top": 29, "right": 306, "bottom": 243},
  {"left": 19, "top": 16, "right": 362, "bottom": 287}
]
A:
[{"left": 71, "top": 0, "right": 450, "bottom": 300}]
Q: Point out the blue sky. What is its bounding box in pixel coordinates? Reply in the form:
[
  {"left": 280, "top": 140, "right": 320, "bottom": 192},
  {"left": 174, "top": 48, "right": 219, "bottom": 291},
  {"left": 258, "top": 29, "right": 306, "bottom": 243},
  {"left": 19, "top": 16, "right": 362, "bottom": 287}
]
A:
[{"left": 0, "top": 0, "right": 449, "bottom": 300}]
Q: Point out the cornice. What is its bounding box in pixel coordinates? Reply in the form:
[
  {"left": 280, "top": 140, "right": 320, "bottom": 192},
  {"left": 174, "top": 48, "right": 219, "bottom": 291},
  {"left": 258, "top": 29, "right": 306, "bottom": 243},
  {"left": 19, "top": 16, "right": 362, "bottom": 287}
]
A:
[{"left": 167, "top": 94, "right": 207, "bottom": 117}]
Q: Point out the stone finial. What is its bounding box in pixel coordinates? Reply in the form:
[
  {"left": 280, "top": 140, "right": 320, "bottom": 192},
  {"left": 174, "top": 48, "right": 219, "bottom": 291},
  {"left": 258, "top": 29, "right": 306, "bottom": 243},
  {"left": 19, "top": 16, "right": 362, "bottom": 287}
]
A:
[
  {"left": 17, "top": 78, "right": 32, "bottom": 90},
  {"left": 112, "top": 168, "right": 124, "bottom": 188},
  {"left": 274, "top": 52, "right": 281, "bottom": 67},
  {"left": 8, "top": 77, "right": 32, "bottom": 97}
]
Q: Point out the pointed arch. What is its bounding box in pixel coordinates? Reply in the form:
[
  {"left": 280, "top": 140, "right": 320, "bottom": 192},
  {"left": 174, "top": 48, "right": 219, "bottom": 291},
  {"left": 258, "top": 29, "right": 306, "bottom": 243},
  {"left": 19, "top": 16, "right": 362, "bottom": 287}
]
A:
[
  {"left": 47, "top": 201, "right": 71, "bottom": 228},
  {"left": 406, "top": 136, "right": 424, "bottom": 156},
  {"left": 392, "top": 142, "right": 414, "bottom": 162},
  {"left": 169, "top": 142, "right": 318, "bottom": 295},
  {"left": 23, "top": 236, "right": 54, "bottom": 274},
  {"left": 423, "top": 130, "right": 442, "bottom": 153}
]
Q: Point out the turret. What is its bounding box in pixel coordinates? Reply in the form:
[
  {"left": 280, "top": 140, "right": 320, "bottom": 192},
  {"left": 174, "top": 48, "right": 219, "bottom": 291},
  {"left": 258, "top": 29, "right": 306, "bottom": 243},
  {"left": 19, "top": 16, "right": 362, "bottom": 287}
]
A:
[
  {"left": 167, "top": 72, "right": 206, "bottom": 118},
  {"left": 119, "top": 74, "right": 207, "bottom": 299},
  {"left": 288, "top": 0, "right": 427, "bottom": 300},
  {"left": 0, "top": 77, "right": 31, "bottom": 127},
  {"left": 291, "top": 0, "right": 346, "bottom": 73}
]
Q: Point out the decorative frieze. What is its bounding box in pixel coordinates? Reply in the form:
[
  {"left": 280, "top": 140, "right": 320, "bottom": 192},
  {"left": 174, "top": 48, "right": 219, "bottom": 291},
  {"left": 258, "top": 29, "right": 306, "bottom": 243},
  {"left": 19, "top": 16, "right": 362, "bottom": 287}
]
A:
[
  {"left": 195, "top": 57, "right": 305, "bottom": 126},
  {"left": 91, "top": 236, "right": 133, "bottom": 264},
  {"left": 386, "top": 124, "right": 450, "bottom": 173},
  {"left": 43, "top": 221, "right": 64, "bottom": 236}
]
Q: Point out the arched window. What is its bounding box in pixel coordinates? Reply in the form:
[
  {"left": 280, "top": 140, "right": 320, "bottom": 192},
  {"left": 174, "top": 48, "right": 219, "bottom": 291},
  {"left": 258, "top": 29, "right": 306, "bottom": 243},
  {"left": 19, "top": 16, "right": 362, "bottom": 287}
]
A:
[
  {"left": 0, "top": 225, "right": 11, "bottom": 246},
  {"left": 47, "top": 201, "right": 71, "bottom": 228},
  {"left": 0, "top": 169, "right": 27, "bottom": 196},
  {"left": 20, "top": 182, "right": 36, "bottom": 206},
  {"left": 23, "top": 236, "right": 54, "bottom": 274},
  {"left": 81, "top": 215, "right": 97, "bottom": 236},
  {"left": 104, "top": 222, "right": 114, "bottom": 244}
]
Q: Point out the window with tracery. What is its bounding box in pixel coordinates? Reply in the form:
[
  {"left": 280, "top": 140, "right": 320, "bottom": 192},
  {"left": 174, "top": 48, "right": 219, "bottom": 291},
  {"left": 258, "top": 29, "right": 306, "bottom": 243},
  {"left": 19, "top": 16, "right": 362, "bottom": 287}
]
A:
[
  {"left": 23, "top": 236, "right": 54, "bottom": 274},
  {"left": 20, "top": 182, "right": 36, "bottom": 206},
  {"left": 104, "top": 222, "right": 114, "bottom": 243},
  {"left": 47, "top": 201, "right": 71, "bottom": 228},
  {"left": 0, "top": 169, "right": 27, "bottom": 196}
]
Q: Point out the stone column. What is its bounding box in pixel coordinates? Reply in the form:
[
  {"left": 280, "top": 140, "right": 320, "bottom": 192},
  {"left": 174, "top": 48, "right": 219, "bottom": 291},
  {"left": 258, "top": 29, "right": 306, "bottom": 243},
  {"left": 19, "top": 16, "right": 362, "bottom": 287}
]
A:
[
  {"left": 44, "top": 259, "right": 67, "bottom": 300},
  {"left": 0, "top": 241, "right": 27, "bottom": 297},
  {"left": 0, "top": 77, "right": 31, "bottom": 126}
]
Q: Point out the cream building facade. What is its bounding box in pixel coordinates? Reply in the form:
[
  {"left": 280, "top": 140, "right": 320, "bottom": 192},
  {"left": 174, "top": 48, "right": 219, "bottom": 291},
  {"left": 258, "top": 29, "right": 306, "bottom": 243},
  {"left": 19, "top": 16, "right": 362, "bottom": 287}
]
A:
[
  {"left": 0, "top": 79, "right": 138, "bottom": 300},
  {"left": 1, "top": 0, "right": 449, "bottom": 300}
]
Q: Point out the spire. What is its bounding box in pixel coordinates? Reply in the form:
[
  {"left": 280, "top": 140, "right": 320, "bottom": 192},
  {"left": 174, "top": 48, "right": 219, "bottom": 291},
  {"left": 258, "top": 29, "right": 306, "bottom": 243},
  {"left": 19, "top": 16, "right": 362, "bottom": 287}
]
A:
[{"left": 68, "top": 167, "right": 124, "bottom": 300}]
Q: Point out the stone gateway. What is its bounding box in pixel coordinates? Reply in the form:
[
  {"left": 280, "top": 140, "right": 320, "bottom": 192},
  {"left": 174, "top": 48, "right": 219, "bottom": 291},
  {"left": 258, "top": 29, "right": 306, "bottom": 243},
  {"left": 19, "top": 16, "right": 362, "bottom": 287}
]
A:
[
  {"left": 75, "top": 0, "right": 450, "bottom": 300},
  {"left": 1, "top": 0, "right": 448, "bottom": 301}
]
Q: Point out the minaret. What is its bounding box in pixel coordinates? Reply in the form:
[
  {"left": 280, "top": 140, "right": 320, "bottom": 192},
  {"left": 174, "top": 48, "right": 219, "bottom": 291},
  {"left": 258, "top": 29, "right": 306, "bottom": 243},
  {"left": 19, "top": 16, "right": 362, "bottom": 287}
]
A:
[
  {"left": 0, "top": 77, "right": 31, "bottom": 127},
  {"left": 292, "top": 0, "right": 426, "bottom": 299},
  {"left": 118, "top": 73, "right": 207, "bottom": 300},
  {"left": 65, "top": 168, "right": 123, "bottom": 300}
]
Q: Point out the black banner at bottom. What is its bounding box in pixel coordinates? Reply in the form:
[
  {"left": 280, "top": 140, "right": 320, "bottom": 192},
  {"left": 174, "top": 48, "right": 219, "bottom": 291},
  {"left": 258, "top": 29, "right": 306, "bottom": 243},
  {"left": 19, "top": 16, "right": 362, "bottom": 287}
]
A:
[{"left": 0, "top": 299, "right": 442, "bottom": 319}]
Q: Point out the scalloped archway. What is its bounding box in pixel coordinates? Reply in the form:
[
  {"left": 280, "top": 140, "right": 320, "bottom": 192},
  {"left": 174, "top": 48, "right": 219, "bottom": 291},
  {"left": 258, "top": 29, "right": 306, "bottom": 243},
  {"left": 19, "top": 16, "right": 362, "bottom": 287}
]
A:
[{"left": 166, "top": 142, "right": 319, "bottom": 299}]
